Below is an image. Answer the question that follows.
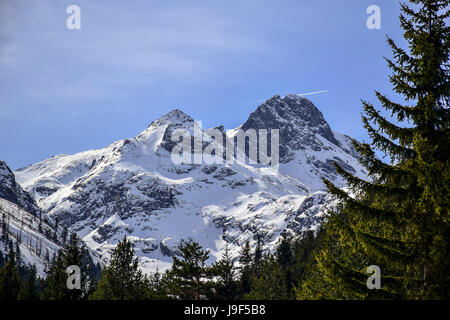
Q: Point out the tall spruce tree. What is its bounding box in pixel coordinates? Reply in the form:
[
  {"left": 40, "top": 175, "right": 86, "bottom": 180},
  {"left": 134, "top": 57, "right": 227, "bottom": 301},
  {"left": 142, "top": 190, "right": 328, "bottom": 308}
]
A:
[
  {"left": 215, "top": 244, "right": 238, "bottom": 300},
  {"left": 90, "top": 237, "right": 146, "bottom": 300},
  {"left": 41, "top": 232, "right": 87, "bottom": 300},
  {"left": 17, "top": 265, "right": 39, "bottom": 300},
  {"left": 41, "top": 251, "right": 70, "bottom": 300},
  {"left": 301, "top": 0, "right": 449, "bottom": 299},
  {"left": 0, "top": 250, "right": 21, "bottom": 300},
  {"left": 245, "top": 255, "right": 289, "bottom": 300},
  {"left": 62, "top": 233, "right": 84, "bottom": 300},
  {"left": 253, "top": 235, "right": 263, "bottom": 277},
  {"left": 275, "top": 232, "right": 295, "bottom": 298},
  {"left": 163, "top": 240, "right": 215, "bottom": 300},
  {"left": 143, "top": 269, "right": 167, "bottom": 299},
  {"left": 238, "top": 240, "right": 253, "bottom": 297}
]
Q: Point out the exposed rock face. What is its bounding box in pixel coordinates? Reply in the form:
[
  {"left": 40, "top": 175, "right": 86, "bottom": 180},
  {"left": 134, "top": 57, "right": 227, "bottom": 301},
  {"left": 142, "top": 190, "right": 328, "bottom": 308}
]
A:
[
  {"left": 0, "top": 160, "right": 41, "bottom": 217},
  {"left": 241, "top": 94, "right": 339, "bottom": 163}
]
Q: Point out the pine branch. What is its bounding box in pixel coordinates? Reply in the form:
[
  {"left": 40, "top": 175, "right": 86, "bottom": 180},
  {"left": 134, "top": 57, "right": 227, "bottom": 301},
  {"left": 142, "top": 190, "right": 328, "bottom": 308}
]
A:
[
  {"left": 362, "top": 100, "right": 415, "bottom": 146},
  {"left": 330, "top": 213, "right": 417, "bottom": 264},
  {"left": 386, "top": 36, "right": 414, "bottom": 67},
  {"left": 324, "top": 176, "right": 417, "bottom": 222},
  {"left": 354, "top": 142, "right": 415, "bottom": 182},
  {"left": 375, "top": 91, "right": 416, "bottom": 122},
  {"left": 362, "top": 115, "right": 415, "bottom": 161}
]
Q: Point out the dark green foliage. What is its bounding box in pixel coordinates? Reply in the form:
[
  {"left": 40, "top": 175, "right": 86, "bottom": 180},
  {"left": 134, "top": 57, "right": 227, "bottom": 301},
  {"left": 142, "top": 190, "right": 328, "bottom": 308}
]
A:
[
  {"left": 238, "top": 240, "right": 253, "bottom": 297},
  {"left": 41, "top": 232, "right": 95, "bottom": 300},
  {"left": 245, "top": 255, "right": 289, "bottom": 300},
  {"left": 162, "top": 240, "right": 217, "bottom": 300},
  {"left": 244, "top": 230, "right": 324, "bottom": 300},
  {"left": 214, "top": 245, "right": 238, "bottom": 300},
  {"left": 0, "top": 231, "right": 325, "bottom": 300},
  {"left": 17, "top": 265, "right": 39, "bottom": 300},
  {"left": 143, "top": 269, "right": 167, "bottom": 299},
  {"left": 275, "top": 233, "right": 294, "bottom": 297},
  {"left": 0, "top": 250, "right": 21, "bottom": 300},
  {"left": 276, "top": 233, "right": 294, "bottom": 269},
  {"left": 40, "top": 248, "right": 74, "bottom": 300},
  {"left": 253, "top": 235, "right": 263, "bottom": 277},
  {"left": 90, "top": 237, "right": 146, "bottom": 300},
  {"left": 299, "top": 0, "right": 449, "bottom": 299},
  {"left": 62, "top": 233, "right": 83, "bottom": 300},
  {"left": 292, "top": 230, "right": 323, "bottom": 283}
]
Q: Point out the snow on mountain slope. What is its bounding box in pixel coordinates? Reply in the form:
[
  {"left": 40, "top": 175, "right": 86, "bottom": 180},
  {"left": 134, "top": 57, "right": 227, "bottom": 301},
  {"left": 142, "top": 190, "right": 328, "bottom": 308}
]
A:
[
  {"left": 1, "top": 160, "right": 61, "bottom": 275},
  {"left": 0, "top": 197, "right": 60, "bottom": 276},
  {"left": 0, "top": 160, "right": 101, "bottom": 276},
  {"left": 14, "top": 95, "right": 367, "bottom": 273}
]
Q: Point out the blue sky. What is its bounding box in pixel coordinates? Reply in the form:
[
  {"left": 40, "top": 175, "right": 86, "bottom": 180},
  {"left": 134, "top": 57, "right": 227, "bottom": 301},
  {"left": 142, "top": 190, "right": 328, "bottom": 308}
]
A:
[{"left": 0, "top": 0, "right": 407, "bottom": 170}]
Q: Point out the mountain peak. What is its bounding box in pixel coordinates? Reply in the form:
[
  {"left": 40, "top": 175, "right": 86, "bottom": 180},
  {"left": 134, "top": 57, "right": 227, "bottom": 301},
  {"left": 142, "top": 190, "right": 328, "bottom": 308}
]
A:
[
  {"left": 135, "top": 108, "right": 197, "bottom": 153},
  {"left": 250, "top": 94, "right": 326, "bottom": 126},
  {"left": 137, "top": 109, "right": 195, "bottom": 141},
  {"left": 163, "top": 109, "right": 193, "bottom": 121},
  {"left": 240, "top": 93, "right": 339, "bottom": 162},
  {"left": 150, "top": 109, "right": 194, "bottom": 128}
]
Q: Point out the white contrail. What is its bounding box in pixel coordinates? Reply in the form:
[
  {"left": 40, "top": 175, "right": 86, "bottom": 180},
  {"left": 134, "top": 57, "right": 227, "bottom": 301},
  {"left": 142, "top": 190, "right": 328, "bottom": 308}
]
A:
[{"left": 296, "top": 90, "right": 328, "bottom": 96}]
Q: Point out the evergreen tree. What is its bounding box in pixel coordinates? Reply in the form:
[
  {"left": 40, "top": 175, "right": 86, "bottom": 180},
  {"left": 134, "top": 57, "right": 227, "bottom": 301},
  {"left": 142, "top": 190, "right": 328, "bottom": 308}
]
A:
[
  {"left": 292, "top": 230, "right": 324, "bottom": 283},
  {"left": 82, "top": 254, "right": 102, "bottom": 298},
  {"left": 1, "top": 213, "right": 8, "bottom": 244},
  {"left": 238, "top": 240, "right": 253, "bottom": 297},
  {"left": 276, "top": 233, "right": 293, "bottom": 269},
  {"left": 253, "top": 235, "right": 263, "bottom": 277},
  {"left": 295, "top": 230, "right": 341, "bottom": 300},
  {"left": 61, "top": 227, "right": 68, "bottom": 245},
  {"left": 17, "top": 265, "right": 39, "bottom": 300},
  {"left": 163, "top": 240, "right": 215, "bottom": 300},
  {"left": 245, "top": 255, "right": 289, "bottom": 300},
  {"left": 144, "top": 269, "right": 167, "bottom": 299},
  {"left": 90, "top": 237, "right": 146, "bottom": 300},
  {"left": 215, "top": 245, "right": 237, "bottom": 300},
  {"left": 14, "top": 241, "right": 21, "bottom": 271},
  {"left": 62, "top": 233, "right": 83, "bottom": 300},
  {"left": 43, "top": 249, "right": 50, "bottom": 271},
  {"left": 0, "top": 250, "right": 21, "bottom": 300},
  {"left": 40, "top": 250, "right": 69, "bottom": 300},
  {"left": 41, "top": 233, "right": 88, "bottom": 300},
  {"left": 303, "top": 0, "right": 449, "bottom": 299},
  {"left": 274, "top": 232, "right": 295, "bottom": 298}
]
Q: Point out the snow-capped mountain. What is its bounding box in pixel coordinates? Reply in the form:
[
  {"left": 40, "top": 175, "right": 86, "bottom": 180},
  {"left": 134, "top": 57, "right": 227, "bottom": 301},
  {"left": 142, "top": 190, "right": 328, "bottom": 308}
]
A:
[{"left": 14, "top": 94, "right": 367, "bottom": 273}]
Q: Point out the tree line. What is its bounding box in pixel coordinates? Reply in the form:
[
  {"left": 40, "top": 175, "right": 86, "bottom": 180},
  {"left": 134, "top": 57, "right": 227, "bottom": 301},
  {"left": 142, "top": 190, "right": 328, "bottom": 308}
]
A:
[{"left": 0, "top": 230, "right": 324, "bottom": 300}]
